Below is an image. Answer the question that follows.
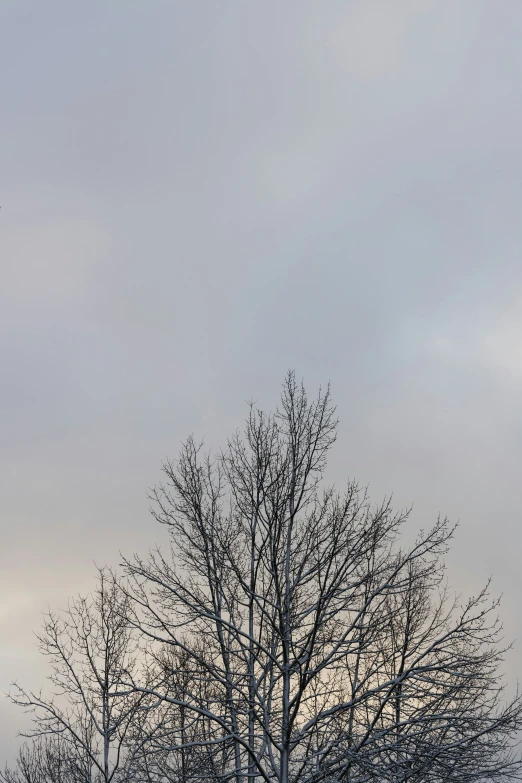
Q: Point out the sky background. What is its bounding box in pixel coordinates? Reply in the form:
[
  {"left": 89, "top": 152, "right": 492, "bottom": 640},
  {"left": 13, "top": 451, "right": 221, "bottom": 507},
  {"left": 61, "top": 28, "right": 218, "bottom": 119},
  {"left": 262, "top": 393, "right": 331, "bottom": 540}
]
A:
[{"left": 2, "top": 0, "right": 522, "bottom": 762}]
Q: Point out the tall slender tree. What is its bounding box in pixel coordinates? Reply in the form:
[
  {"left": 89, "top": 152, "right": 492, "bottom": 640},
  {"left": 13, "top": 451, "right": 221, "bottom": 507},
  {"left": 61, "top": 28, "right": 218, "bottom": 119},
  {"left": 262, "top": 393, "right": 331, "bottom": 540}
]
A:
[{"left": 8, "top": 568, "right": 147, "bottom": 783}]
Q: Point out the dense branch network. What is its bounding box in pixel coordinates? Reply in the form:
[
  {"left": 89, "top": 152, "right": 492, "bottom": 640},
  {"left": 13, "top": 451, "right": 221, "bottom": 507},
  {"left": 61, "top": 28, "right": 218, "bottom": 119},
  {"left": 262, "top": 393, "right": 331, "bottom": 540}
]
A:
[{"left": 5, "top": 373, "right": 521, "bottom": 783}]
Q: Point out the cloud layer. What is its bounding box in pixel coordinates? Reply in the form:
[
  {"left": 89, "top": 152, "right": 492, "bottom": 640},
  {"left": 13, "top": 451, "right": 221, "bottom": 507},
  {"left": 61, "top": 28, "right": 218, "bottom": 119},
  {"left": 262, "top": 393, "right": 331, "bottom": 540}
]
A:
[{"left": 2, "top": 0, "right": 522, "bottom": 762}]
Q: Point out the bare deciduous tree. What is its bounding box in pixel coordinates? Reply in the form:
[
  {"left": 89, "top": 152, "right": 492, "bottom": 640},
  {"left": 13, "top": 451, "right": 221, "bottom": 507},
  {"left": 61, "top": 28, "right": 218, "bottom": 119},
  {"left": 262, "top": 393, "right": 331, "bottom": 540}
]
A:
[
  {"left": 2, "top": 736, "right": 76, "bottom": 783},
  {"left": 119, "top": 373, "right": 522, "bottom": 783},
  {"left": 8, "top": 568, "right": 147, "bottom": 783}
]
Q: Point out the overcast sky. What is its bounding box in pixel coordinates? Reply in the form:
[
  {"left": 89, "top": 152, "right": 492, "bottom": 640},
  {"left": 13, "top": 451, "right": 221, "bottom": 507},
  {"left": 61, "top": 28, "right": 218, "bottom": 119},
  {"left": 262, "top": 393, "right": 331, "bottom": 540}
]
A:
[{"left": 2, "top": 0, "right": 522, "bottom": 762}]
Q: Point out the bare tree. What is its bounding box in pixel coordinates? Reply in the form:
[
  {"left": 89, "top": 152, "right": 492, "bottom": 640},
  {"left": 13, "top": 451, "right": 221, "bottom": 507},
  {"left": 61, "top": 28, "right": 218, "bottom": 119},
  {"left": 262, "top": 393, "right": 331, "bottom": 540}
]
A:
[
  {"left": 120, "top": 372, "right": 522, "bottom": 783},
  {"left": 8, "top": 568, "right": 148, "bottom": 783},
  {"left": 128, "top": 645, "right": 234, "bottom": 783},
  {"left": 6, "top": 374, "right": 520, "bottom": 783},
  {"left": 309, "top": 562, "right": 521, "bottom": 783},
  {"left": 2, "top": 736, "right": 76, "bottom": 783}
]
